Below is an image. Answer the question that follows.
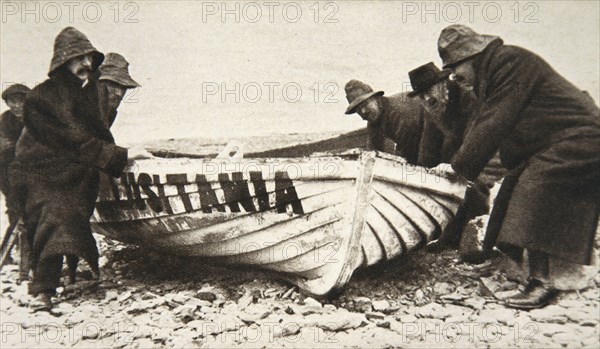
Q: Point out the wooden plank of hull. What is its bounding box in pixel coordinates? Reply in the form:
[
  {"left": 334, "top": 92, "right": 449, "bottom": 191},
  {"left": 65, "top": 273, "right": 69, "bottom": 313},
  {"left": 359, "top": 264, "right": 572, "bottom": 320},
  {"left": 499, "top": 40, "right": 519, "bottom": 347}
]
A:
[
  {"left": 359, "top": 224, "right": 387, "bottom": 267},
  {"left": 371, "top": 156, "right": 466, "bottom": 201}
]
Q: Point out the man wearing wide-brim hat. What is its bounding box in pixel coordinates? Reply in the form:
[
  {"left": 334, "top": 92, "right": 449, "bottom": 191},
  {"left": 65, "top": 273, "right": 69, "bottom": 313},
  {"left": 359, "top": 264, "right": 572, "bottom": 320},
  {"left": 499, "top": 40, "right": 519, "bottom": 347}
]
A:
[
  {"left": 11, "top": 27, "right": 151, "bottom": 311},
  {"left": 437, "top": 24, "right": 600, "bottom": 309},
  {"left": 344, "top": 79, "right": 452, "bottom": 167},
  {"left": 408, "top": 62, "right": 506, "bottom": 253},
  {"left": 95, "top": 52, "right": 140, "bottom": 128}
]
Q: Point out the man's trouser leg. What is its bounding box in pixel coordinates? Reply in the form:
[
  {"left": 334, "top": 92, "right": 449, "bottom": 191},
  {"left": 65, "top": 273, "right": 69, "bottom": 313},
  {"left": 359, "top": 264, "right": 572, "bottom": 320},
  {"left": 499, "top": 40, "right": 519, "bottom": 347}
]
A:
[
  {"left": 29, "top": 255, "right": 63, "bottom": 296},
  {"left": 18, "top": 227, "right": 32, "bottom": 281}
]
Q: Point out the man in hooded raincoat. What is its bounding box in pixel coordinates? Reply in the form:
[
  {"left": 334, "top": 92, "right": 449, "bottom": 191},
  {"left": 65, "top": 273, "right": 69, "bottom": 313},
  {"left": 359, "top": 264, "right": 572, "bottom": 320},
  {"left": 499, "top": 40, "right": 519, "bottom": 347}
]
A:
[
  {"left": 437, "top": 25, "right": 600, "bottom": 309},
  {"left": 11, "top": 27, "right": 149, "bottom": 311}
]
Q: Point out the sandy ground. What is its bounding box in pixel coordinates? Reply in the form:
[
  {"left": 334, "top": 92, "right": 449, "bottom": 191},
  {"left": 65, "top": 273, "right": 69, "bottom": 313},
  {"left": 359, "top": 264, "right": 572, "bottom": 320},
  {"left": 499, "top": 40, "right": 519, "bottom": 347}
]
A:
[{"left": 1, "top": 138, "right": 599, "bottom": 348}]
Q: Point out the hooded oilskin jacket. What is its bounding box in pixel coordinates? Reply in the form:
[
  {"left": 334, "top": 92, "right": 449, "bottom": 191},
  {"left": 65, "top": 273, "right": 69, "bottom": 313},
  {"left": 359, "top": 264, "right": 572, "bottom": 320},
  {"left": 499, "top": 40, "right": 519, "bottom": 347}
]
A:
[
  {"left": 452, "top": 39, "right": 600, "bottom": 180},
  {"left": 11, "top": 27, "right": 128, "bottom": 275},
  {"left": 455, "top": 39, "right": 600, "bottom": 264}
]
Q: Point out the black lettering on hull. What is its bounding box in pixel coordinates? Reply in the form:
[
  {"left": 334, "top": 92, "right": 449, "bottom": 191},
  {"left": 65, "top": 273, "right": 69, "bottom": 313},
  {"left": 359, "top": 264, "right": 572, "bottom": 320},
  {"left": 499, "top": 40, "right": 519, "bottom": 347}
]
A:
[{"left": 109, "top": 171, "right": 305, "bottom": 216}]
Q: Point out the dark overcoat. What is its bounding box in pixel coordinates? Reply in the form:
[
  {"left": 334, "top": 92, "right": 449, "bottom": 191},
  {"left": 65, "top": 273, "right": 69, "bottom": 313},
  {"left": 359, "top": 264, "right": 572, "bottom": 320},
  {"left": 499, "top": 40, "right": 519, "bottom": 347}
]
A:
[
  {"left": 451, "top": 39, "right": 600, "bottom": 264},
  {"left": 0, "top": 110, "right": 24, "bottom": 195},
  {"left": 369, "top": 92, "right": 458, "bottom": 167},
  {"left": 12, "top": 69, "right": 128, "bottom": 276}
]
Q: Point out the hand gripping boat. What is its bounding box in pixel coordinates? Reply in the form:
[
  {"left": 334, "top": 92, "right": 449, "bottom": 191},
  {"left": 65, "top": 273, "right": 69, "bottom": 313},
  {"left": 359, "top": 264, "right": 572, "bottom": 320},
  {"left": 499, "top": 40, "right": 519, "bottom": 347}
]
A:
[{"left": 91, "top": 151, "right": 466, "bottom": 297}]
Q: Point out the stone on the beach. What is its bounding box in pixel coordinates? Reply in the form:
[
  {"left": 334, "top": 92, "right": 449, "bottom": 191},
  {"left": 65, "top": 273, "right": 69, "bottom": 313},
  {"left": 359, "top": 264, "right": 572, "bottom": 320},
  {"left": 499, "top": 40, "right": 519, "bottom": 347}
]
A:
[
  {"left": 462, "top": 296, "right": 486, "bottom": 310},
  {"left": 552, "top": 332, "right": 579, "bottom": 346},
  {"left": 187, "top": 298, "right": 211, "bottom": 308},
  {"left": 117, "top": 291, "right": 132, "bottom": 303},
  {"left": 541, "top": 323, "right": 567, "bottom": 337},
  {"left": 195, "top": 291, "right": 217, "bottom": 302},
  {"left": 529, "top": 305, "right": 569, "bottom": 324},
  {"left": 237, "top": 292, "right": 254, "bottom": 310},
  {"left": 303, "top": 297, "right": 322, "bottom": 308},
  {"left": 433, "top": 282, "right": 454, "bottom": 295},
  {"left": 397, "top": 314, "right": 418, "bottom": 323},
  {"left": 305, "top": 312, "right": 366, "bottom": 332},
  {"left": 104, "top": 290, "right": 119, "bottom": 302},
  {"left": 479, "top": 276, "right": 502, "bottom": 295},
  {"left": 239, "top": 303, "right": 271, "bottom": 323},
  {"left": 372, "top": 299, "right": 391, "bottom": 312},
  {"left": 323, "top": 304, "right": 337, "bottom": 312},
  {"left": 151, "top": 327, "right": 171, "bottom": 343},
  {"left": 418, "top": 302, "right": 449, "bottom": 320},
  {"left": 173, "top": 304, "right": 197, "bottom": 321},
  {"left": 480, "top": 308, "right": 515, "bottom": 326},
  {"left": 277, "top": 322, "right": 301, "bottom": 337},
  {"left": 199, "top": 305, "right": 219, "bottom": 314},
  {"left": 354, "top": 297, "right": 373, "bottom": 313},
  {"left": 126, "top": 301, "right": 148, "bottom": 314},
  {"left": 204, "top": 314, "right": 243, "bottom": 333},
  {"left": 365, "top": 311, "right": 385, "bottom": 321},
  {"left": 171, "top": 293, "right": 189, "bottom": 305},
  {"left": 440, "top": 291, "right": 465, "bottom": 301}
]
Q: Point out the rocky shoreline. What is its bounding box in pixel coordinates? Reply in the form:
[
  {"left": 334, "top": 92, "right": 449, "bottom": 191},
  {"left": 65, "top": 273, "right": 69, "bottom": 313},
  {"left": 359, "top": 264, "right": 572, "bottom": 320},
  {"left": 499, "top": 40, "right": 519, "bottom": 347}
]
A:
[{"left": 1, "top": 229, "right": 598, "bottom": 348}]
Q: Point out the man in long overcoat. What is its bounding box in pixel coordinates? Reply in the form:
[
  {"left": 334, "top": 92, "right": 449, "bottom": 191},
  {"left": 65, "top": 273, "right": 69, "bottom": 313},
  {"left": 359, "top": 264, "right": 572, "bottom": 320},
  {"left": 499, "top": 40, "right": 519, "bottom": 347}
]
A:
[
  {"left": 344, "top": 79, "right": 455, "bottom": 167},
  {"left": 11, "top": 27, "right": 139, "bottom": 311},
  {"left": 407, "top": 62, "right": 506, "bottom": 253},
  {"left": 438, "top": 25, "right": 600, "bottom": 309},
  {"left": 1, "top": 84, "right": 31, "bottom": 281}
]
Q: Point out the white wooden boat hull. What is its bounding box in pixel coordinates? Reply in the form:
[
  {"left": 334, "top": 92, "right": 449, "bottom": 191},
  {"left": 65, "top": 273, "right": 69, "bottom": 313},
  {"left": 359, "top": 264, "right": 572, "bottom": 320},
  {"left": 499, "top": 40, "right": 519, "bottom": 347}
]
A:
[{"left": 91, "top": 151, "right": 466, "bottom": 296}]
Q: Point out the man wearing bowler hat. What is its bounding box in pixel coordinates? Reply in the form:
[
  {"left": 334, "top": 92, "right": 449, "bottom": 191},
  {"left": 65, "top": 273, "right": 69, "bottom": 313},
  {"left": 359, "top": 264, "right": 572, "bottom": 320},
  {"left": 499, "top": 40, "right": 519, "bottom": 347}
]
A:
[
  {"left": 437, "top": 24, "right": 600, "bottom": 309},
  {"left": 408, "top": 62, "right": 506, "bottom": 254},
  {"left": 344, "top": 79, "right": 451, "bottom": 167}
]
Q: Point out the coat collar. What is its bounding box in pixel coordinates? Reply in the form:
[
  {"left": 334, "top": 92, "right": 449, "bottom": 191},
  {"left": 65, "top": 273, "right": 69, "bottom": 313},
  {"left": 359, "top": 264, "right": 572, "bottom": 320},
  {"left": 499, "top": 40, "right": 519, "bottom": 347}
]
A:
[{"left": 473, "top": 38, "right": 504, "bottom": 99}]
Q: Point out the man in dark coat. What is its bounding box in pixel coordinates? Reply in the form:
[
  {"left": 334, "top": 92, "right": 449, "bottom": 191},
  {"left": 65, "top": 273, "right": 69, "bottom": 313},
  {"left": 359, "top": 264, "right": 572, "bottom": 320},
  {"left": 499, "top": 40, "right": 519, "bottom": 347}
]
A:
[
  {"left": 11, "top": 27, "right": 147, "bottom": 311},
  {"left": 344, "top": 79, "right": 453, "bottom": 167},
  {"left": 1, "top": 83, "right": 31, "bottom": 282},
  {"left": 438, "top": 25, "right": 600, "bottom": 309},
  {"left": 407, "top": 62, "right": 506, "bottom": 253},
  {"left": 95, "top": 52, "right": 140, "bottom": 128}
]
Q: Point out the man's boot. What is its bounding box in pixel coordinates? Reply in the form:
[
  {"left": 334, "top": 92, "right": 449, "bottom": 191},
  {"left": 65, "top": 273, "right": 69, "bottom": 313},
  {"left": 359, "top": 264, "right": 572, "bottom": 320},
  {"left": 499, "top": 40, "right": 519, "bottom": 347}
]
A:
[
  {"left": 503, "top": 250, "right": 557, "bottom": 309},
  {"left": 30, "top": 292, "right": 53, "bottom": 312}
]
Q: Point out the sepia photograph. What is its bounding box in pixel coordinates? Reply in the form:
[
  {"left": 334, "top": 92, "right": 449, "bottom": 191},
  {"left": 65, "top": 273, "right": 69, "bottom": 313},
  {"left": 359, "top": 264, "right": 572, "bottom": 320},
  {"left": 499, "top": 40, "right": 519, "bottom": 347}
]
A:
[{"left": 1, "top": 1, "right": 599, "bottom": 348}]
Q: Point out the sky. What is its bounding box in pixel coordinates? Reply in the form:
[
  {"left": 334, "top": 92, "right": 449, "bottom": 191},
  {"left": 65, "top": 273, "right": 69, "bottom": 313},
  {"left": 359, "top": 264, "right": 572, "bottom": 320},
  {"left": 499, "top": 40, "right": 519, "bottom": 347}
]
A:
[{"left": 1, "top": 0, "right": 599, "bottom": 145}]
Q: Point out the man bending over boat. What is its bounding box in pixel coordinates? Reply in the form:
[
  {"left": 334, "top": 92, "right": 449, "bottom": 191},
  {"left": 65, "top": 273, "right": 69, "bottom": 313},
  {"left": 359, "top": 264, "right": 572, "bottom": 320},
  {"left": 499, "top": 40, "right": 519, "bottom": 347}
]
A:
[
  {"left": 407, "top": 62, "right": 506, "bottom": 255},
  {"left": 11, "top": 27, "right": 152, "bottom": 312},
  {"left": 437, "top": 24, "right": 599, "bottom": 309},
  {"left": 344, "top": 79, "right": 454, "bottom": 167}
]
